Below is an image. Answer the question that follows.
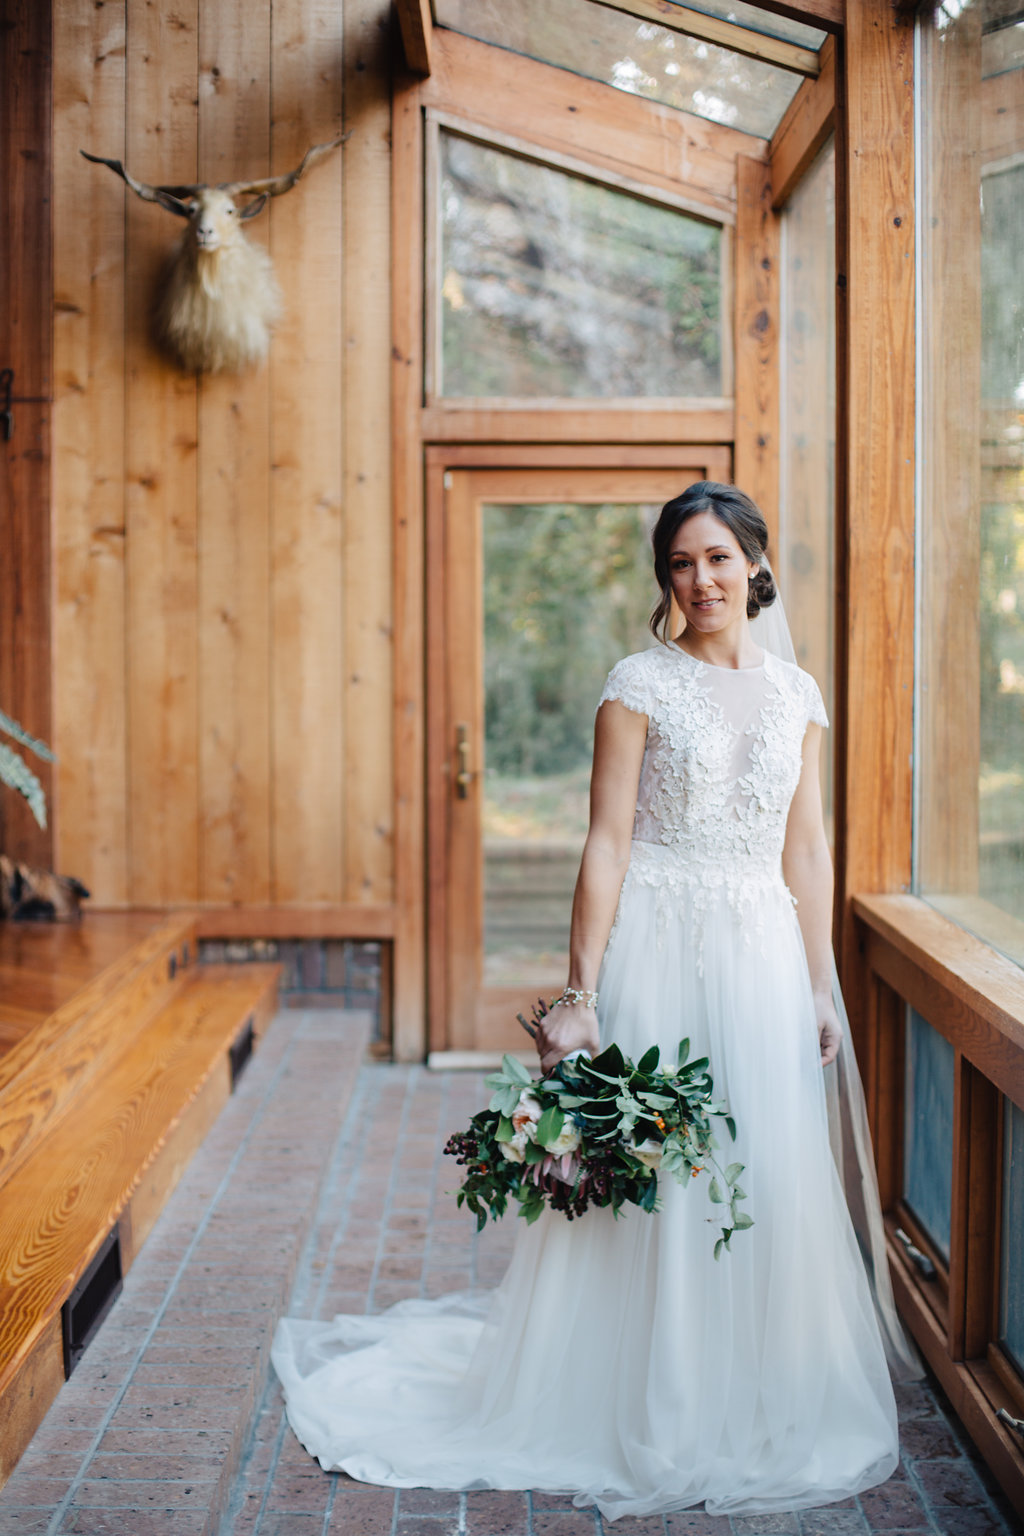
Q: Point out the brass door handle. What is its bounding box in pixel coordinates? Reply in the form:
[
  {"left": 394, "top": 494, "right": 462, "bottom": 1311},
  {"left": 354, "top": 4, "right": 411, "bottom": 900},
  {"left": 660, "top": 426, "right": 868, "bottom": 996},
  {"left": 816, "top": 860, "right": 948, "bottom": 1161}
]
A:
[{"left": 455, "top": 723, "right": 472, "bottom": 799}]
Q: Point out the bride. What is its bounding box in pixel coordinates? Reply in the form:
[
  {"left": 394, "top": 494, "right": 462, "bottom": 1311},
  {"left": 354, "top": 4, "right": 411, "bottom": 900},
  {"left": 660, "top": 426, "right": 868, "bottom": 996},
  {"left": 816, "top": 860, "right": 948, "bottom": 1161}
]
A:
[{"left": 272, "top": 480, "right": 919, "bottom": 1519}]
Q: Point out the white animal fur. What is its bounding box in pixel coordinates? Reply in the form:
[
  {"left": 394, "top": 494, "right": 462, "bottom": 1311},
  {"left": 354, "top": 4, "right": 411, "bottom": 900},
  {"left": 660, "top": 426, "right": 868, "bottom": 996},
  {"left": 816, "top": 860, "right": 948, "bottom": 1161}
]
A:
[
  {"left": 81, "top": 138, "right": 342, "bottom": 375},
  {"left": 157, "top": 189, "right": 282, "bottom": 374}
]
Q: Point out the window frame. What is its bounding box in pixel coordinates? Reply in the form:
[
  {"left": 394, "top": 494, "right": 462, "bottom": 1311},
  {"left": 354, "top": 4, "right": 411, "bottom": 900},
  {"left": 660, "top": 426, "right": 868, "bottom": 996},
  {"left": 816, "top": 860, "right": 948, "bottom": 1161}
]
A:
[{"left": 423, "top": 108, "right": 735, "bottom": 412}]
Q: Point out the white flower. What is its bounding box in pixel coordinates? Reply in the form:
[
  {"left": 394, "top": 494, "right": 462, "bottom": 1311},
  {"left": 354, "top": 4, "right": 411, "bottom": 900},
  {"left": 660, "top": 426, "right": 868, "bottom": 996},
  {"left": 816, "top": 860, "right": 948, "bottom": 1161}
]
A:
[
  {"left": 511, "top": 1089, "right": 543, "bottom": 1137},
  {"left": 499, "top": 1127, "right": 530, "bottom": 1163},
  {"left": 628, "top": 1137, "right": 664, "bottom": 1170},
  {"left": 541, "top": 1120, "right": 581, "bottom": 1157}
]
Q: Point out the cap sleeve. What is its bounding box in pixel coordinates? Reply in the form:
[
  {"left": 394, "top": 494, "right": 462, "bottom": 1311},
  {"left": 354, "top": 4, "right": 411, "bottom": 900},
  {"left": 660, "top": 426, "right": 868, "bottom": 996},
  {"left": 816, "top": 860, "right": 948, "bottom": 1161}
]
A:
[
  {"left": 802, "top": 671, "right": 828, "bottom": 729},
  {"left": 599, "top": 653, "right": 651, "bottom": 718}
]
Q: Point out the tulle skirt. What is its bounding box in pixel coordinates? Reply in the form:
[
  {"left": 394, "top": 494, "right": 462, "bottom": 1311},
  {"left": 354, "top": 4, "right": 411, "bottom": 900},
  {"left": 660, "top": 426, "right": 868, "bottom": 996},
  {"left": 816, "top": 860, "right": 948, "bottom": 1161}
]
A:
[{"left": 271, "top": 869, "right": 900, "bottom": 1519}]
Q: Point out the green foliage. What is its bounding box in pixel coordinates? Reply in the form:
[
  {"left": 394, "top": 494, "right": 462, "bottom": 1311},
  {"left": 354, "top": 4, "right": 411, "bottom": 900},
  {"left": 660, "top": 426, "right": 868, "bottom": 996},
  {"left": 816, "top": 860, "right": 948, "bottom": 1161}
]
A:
[
  {"left": 445, "top": 1026, "right": 752, "bottom": 1255},
  {"left": 0, "top": 710, "right": 54, "bottom": 830},
  {"left": 484, "top": 501, "right": 656, "bottom": 779}
]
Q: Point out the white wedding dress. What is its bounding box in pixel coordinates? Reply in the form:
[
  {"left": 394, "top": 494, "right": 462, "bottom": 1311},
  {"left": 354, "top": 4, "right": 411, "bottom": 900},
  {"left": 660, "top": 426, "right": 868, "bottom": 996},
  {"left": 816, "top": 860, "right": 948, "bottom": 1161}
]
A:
[{"left": 272, "top": 641, "right": 915, "bottom": 1520}]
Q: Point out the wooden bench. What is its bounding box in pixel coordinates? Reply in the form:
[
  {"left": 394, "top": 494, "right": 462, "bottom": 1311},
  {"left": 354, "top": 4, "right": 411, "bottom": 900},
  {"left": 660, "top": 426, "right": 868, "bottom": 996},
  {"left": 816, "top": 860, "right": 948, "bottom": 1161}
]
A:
[{"left": 0, "top": 915, "right": 280, "bottom": 1487}]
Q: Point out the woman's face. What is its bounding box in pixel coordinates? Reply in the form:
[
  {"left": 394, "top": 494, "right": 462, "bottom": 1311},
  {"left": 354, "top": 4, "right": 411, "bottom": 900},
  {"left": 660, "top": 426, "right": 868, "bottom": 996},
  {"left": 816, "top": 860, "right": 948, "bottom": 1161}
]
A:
[{"left": 668, "top": 511, "right": 758, "bottom": 636}]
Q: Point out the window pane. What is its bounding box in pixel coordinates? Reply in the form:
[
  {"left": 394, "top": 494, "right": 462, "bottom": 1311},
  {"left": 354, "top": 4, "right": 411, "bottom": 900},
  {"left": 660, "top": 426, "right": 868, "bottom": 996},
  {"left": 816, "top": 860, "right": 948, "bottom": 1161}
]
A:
[
  {"left": 483, "top": 501, "right": 657, "bottom": 986},
  {"left": 434, "top": 0, "right": 803, "bottom": 140},
  {"left": 915, "top": 0, "right": 1024, "bottom": 965},
  {"left": 439, "top": 131, "right": 723, "bottom": 399},
  {"left": 1000, "top": 1097, "right": 1024, "bottom": 1375},
  {"left": 903, "top": 1007, "right": 955, "bottom": 1264},
  {"left": 779, "top": 138, "right": 835, "bottom": 838}
]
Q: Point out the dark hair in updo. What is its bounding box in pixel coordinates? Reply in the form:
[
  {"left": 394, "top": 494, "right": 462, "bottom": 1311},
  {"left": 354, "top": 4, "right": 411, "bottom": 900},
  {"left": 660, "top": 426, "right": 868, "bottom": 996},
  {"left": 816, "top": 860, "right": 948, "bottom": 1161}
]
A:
[{"left": 649, "top": 481, "right": 777, "bottom": 641}]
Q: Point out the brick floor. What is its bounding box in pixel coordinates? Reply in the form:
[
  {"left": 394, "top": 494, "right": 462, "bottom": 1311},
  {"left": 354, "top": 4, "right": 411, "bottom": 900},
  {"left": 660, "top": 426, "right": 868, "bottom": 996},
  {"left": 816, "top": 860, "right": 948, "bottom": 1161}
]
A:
[{"left": 1, "top": 1016, "right": 1019, "bottom": 1536}]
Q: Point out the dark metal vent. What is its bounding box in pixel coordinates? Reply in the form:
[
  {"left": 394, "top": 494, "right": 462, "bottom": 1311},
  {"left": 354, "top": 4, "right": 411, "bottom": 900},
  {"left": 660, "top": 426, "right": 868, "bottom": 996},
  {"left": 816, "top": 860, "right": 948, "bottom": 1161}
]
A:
[
  {"left": 229, "top": 1015, "right": 255, "bottom": 1088},
  {"left": 62, "top": 1226, "right": 123, "bottom": 1378}
]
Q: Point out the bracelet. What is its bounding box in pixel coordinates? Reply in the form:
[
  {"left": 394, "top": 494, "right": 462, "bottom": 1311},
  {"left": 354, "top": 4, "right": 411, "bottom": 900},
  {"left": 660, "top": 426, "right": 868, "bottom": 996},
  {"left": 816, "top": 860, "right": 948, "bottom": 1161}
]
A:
[{"left": 551, "top": 986, "right": 599, "bottom": 1010}]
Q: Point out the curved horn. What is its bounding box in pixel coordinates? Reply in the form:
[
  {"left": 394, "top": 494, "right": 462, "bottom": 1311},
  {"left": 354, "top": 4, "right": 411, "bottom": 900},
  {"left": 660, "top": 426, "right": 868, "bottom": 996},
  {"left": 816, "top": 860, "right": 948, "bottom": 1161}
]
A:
[
  {"left": 217, "top": 132, "right": 345, "bottom": 199},
  {"left": 80, "top": 151, "right": 198, "bottom": 214}
]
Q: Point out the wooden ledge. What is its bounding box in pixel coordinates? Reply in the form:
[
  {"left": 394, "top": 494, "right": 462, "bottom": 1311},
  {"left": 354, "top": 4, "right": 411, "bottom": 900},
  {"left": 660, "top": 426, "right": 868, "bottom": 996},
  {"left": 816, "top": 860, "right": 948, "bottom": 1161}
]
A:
[{"left": 853, "top": 893, "right": 1024, "bottom": 1107}]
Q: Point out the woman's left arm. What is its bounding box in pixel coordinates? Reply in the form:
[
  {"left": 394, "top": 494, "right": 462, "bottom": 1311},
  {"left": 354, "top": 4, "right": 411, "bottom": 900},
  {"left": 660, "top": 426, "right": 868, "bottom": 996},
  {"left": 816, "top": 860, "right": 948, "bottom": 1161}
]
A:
[{"left": 782, "top": 723, "right": 842, "bottom": 1067}]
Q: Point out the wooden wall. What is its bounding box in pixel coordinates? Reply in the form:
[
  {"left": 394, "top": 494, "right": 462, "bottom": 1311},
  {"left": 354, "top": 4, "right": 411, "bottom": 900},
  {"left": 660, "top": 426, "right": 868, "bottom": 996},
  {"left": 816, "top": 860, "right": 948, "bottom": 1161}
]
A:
[
  {"left": 51, "top": 0, "right": 393, "bottom": 914},
  {"left": 1, "top": 0, "right": 53, "bottom": 870}
]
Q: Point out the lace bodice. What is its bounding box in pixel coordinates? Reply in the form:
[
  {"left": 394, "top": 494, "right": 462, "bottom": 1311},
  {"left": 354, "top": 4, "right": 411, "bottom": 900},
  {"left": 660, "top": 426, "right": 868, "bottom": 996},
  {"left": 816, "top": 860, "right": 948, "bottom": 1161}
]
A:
[{"left": 599, "top": 643, "right": 827, "bottom": 953}]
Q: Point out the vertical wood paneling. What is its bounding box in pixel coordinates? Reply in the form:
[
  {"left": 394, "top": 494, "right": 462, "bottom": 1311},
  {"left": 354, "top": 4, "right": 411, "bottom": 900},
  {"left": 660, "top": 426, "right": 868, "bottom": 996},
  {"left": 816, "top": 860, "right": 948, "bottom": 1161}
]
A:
[
  {"left": 269, "top": 0, "right": 344, "bottom": 903},
  {"left": 53, "top": 0, "right": 128, "bottom": 903},
  {"left": 342, "top": 0, "right": 393, "bottom": 905},
  {"left": 839, "top": 1, "right": 916, "bottom": 986},
  {"left": 124, "top": 0, "right": 201, "bottom": 905},
  {"left": 196, "top": 0, "right": 272, "bottom": 903},
  {"left": 391, "top": 74, "right": 426, "bottom": 1058},
  {"left": 0, "top": 0, "right": 52, "bottom": 868},
  {"left": 916, "top": 10, "right": 982, "bottom": 896},
  {"left": 734, "top": 155, "right": 780, "bottom": 544}
]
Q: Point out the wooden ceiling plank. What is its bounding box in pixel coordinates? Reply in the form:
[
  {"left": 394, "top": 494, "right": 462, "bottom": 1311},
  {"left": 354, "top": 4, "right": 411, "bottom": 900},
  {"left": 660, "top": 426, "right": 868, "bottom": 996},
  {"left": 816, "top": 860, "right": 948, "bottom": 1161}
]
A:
[
  {"left": 395, "top": 0, "right": 432, "bottom": 75},
  {"left": 588, "top": 0, "right": 821, "bottom": 77},
  {"left": 769, "top": 34, "right": 836, "bottom": 207}
]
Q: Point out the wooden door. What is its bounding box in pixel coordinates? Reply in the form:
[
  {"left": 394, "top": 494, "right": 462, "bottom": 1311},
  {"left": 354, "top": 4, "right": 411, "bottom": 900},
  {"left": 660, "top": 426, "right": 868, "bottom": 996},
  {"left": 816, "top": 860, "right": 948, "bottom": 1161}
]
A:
[{"left": 426, "top": 455, "right": 727, "bottom": 1057}]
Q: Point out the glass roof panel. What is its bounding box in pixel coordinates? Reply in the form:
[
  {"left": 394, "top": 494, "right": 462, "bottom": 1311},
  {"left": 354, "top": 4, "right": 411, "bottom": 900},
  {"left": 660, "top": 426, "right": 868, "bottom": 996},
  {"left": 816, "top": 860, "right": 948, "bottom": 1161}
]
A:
[
  {"left": 434, "top": 0, "right": 805, "bottom": 140},
  {"left": 663, "top": 2, "right": 827, "bottom": 50},
  {"left": 983, "top": 18, "right": 1024, "bottom": 79}
]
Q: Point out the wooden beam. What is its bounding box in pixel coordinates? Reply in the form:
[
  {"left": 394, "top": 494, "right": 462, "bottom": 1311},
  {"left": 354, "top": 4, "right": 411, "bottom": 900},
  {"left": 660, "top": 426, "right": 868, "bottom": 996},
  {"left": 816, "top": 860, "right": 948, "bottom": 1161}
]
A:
[
  {"left": 742, "top": 0, "right": 844, "bottom": 29},
  {"left": 192, "top": 904, "right": 396, "bottom": 939},
  {"left": 734, "top": 157, "right": 780, "bottom": 542},
  {"left": 838, "top": 1, "right": 916, "bottom": 996},
  {"left": 588, "top": 0, "right": 821, "bottom": 77},
  {"left": 423, "top": 28, "right": 767, "bottom": 222},
  {"left": 395, "top": 0, "right": 431, "bottom": 75},
  {"left": 420, "top": 403, "right": 735, "bottom": 445},
  {"left": 769, "top": 34, "right": 836, "bottom": 208}
]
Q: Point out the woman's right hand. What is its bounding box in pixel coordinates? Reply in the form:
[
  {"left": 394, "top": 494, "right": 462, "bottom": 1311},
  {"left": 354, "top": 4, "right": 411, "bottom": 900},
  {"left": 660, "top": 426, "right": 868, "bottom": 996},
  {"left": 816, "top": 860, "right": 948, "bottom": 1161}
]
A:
[{"left": 535, "top": 1002, "right": 600, "bottom": 1075}]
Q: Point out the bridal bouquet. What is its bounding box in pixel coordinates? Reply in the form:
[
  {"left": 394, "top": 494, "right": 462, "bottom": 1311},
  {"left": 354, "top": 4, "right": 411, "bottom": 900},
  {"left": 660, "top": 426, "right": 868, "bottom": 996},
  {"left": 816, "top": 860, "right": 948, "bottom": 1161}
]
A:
[{"left": 444, "top": 1005, "right": 751, "bottom": 1259}]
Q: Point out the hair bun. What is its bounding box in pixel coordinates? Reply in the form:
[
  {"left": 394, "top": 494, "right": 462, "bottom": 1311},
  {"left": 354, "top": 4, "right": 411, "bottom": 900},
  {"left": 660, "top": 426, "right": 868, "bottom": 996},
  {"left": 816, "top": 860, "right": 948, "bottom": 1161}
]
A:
[{"left": 747, "top": 565, "right": 777, "bottom": 618}]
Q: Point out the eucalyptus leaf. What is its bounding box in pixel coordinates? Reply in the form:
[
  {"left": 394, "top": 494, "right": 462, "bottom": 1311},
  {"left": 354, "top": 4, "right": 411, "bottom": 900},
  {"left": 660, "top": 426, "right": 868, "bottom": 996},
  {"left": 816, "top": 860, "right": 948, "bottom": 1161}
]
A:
[
  {"left": 707, "top": 1177, "right": 724, "bottom": 1204},
  {"left": 536, "top": 1105, "right": 565, "bottom": 1148},
  {"left": 732, "top": 1212, "right": 754, "bottom": 1229},
  {"left": 725, "top": 1162, "right": 744, "bottom": 1184},
  {"left": 489, "top": 1087, "right": 521, "bottom": 1117},
  {"left": 503, "top": 1053, "right": 534, "bottom": 1085},
  {"left": 637, "top": 1045, "right": 660, "bottom": 1074}
]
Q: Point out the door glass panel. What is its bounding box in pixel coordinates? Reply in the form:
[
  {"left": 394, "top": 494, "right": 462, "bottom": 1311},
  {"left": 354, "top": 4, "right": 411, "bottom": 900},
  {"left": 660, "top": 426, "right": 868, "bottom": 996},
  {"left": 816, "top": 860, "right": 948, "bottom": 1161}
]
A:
[
  {"left": 1000, "top": 1096, "right": 1024, "bottom": 1375},
  {"left": 482, "top": 501, "right": 657, "bottom": 988},
  {"left": 903, "top": 1006, "right": 955, "bottom": 1264},
  {"left": 439, "top": 131, "right": 724, "bottom": 399}
]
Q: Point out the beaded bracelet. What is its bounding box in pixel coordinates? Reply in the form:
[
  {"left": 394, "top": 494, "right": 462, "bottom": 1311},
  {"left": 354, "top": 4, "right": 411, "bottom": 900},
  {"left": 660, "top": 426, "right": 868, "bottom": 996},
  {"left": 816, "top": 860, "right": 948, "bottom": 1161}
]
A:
[{"left": 551, "top": 986, "right": 599, "bottom": 1010}]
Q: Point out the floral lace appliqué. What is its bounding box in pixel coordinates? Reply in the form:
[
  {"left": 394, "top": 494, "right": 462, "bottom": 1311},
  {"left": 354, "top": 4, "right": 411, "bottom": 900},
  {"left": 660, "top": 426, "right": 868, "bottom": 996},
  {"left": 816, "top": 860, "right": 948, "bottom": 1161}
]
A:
[{"left": 600, "top": 646, "right": 825, "bottom": 972}]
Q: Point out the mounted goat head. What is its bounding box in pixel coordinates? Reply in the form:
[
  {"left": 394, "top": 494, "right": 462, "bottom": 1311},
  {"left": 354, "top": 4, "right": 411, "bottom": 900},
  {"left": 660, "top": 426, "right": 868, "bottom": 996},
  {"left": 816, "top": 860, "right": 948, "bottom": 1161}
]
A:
[{"left": 81, "top": 135, "right": 344, "bottom": 374}]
